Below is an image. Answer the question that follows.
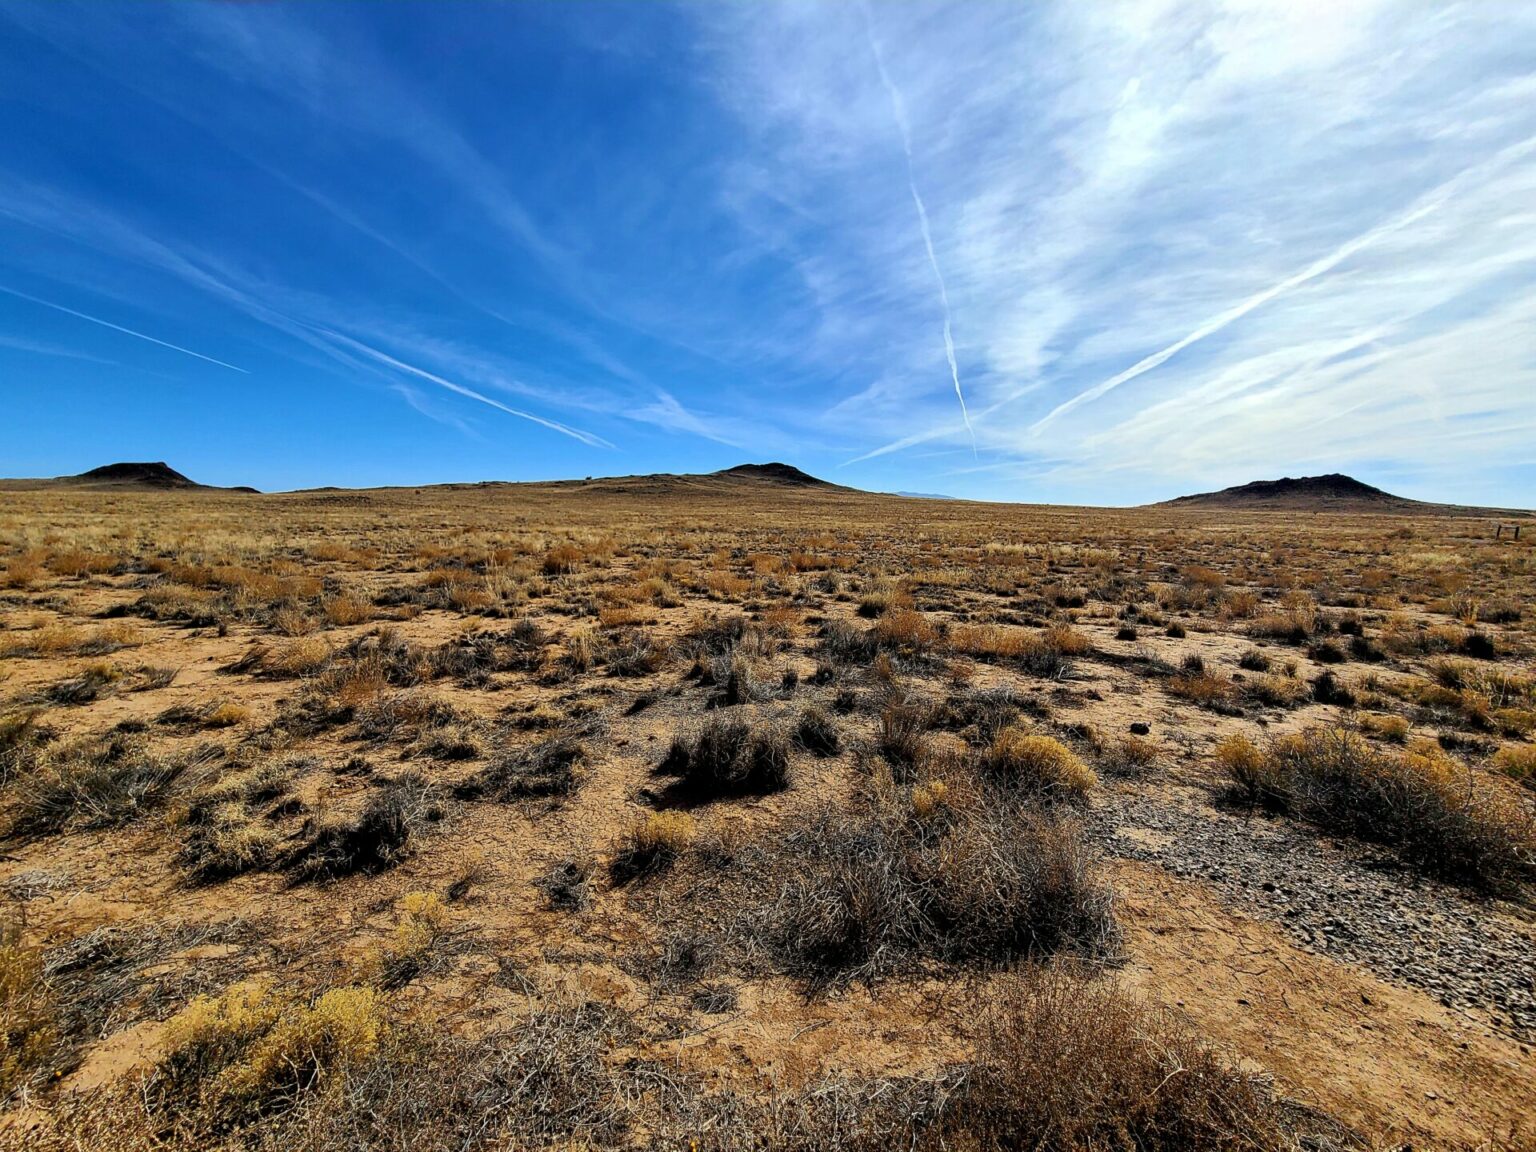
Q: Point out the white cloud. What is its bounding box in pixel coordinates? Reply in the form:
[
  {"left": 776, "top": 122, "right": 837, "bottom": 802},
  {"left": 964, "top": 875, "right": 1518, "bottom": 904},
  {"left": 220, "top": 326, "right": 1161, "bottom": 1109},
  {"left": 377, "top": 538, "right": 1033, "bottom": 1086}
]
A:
[{"left": 696, "top": 0, "right": 1536, "bottom": 496}]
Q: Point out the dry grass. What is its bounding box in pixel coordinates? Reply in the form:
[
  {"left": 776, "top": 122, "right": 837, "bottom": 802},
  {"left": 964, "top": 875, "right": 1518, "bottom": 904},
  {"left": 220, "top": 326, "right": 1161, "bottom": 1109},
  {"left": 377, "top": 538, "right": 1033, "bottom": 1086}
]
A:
[
  {"left": 980, "top": 729, "right": 1097, "bottom": 800},
  {"left": 3, "top": 479, "right": 1533, "bottom": 1150},
  {"left": 963, "top": 967, "right": 1290, "bottom": 1151},
  {"left": 1, "top": 913, "right": 60, "bottom": 1101},
  {"left": 610, "top": 810, "right": 695, "bottom": 882},
  {"left": 1219, "top": 727, "right": 1536, "bottom": 892},
  {"left": 1494, "top": 743, "right": 1536, "bottom": 790}
]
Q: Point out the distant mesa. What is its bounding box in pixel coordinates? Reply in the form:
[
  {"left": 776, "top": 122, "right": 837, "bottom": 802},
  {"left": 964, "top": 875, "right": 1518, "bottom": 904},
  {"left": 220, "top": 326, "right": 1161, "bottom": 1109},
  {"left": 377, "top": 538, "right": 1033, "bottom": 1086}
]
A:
[
  {"left": 1162, "top": 473, "right": 1415, "bottom": 510},
  {"left": 711, "top": 462, "right": 829, "bottom": 486}
]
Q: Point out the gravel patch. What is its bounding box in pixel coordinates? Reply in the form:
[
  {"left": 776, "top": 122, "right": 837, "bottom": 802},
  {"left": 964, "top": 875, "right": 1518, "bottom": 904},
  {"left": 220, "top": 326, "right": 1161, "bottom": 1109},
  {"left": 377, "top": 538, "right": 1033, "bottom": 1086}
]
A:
[{"left": 1089, "top": 782, "right": 1536, "bottom": 1041}]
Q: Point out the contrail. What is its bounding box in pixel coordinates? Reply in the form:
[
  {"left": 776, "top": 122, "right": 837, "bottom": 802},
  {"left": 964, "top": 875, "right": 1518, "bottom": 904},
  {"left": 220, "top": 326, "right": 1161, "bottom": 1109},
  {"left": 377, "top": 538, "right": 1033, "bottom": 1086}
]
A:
[
  {"left": 0, "top": 284, "right": 248, "bottom": 373},
  {"left": 316, "top": 327, "right": 614, "bottom": 449},
  {"left": 1030, "top": 133, "right": 1536, "bottom": 435},
  {"left": 863, "top": 5, "right": 976, "bottom": 455}
]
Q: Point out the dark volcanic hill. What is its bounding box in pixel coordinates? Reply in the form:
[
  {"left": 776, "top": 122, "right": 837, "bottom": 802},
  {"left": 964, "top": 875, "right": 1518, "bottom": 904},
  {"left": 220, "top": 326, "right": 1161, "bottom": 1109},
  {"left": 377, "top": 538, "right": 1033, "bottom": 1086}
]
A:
[
  {"left": 1161, "top": 473, "right": 1416, "bottom": 510},
  {"left": 72, "top": 462, "right": 201, "bottom": 488},
  {"left": 0, "top": 462, "right": 263, "bottom": 493},
  {"left": 710, "top": 462, "right": 828, "bottom": 486}
]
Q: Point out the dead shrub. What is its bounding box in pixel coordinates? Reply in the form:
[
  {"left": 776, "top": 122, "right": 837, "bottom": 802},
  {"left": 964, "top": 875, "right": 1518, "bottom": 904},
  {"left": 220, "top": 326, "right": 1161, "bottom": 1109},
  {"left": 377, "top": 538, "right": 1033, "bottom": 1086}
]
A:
[
  {"left": 1096, "top": 734, "right": 1159, "bottom": 778},
  {"left": 794, "top": 706, "right": 842, "bottom": 757},
  {"left": 818, "top": 618, "right": 879, "bottom": 664},
  {"left": 878, "top": 695, "right": 934, "bottom": 778},
  {"left": 770, "top": 796, "right": 1117, "bottom": 980},
  {"left": 177, "top": 757, "right": 302, "bottom": 882},
  {"left": 0, "top": 710, "right": 47, "bottom": 787},
  {"left": 606, "top": 628, "right": 669, "bottom": 676},
  {"left": 1238, "top": 648, "right": 1271, "bottom": 672},
  {"left": 535, "top": 857, "right": 595, "bottom": 911},
  {"left": 660, "top": 715, "right": 791, "bottom": 799},
  {"left": 1, "top": 913, "right": 60, "bottom": 1101},
  {"left": 287, "top": 774, "right": 443, "bottom": 881},
  {"left": 962, "top": 968, "right": 1287, "bottom": 1151},
  {"left": 459, "top": 732, "right": 587, "bottom": 802},
  {"left": 7, "top": 734, "right": 205, "bottom": 836},
  {"left": 610, "top": 811, "right": 695, "bottom": 882}
]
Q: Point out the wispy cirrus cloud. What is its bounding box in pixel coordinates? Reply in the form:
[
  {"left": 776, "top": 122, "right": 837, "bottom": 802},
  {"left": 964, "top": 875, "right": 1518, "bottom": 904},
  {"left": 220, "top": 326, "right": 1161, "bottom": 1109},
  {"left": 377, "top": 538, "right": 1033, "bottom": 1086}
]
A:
[
  {"left": 4, "top": 1, "right": 1534, "bottom": 499},
  {"left": 861, "top": 2, "right": 975, "bottom": 454},
  {"left": 0, "top": 174, "right": 623, "bottom": 448},
  {"left": 695, "top": 0, "right": 1536, "bottom": 499}
]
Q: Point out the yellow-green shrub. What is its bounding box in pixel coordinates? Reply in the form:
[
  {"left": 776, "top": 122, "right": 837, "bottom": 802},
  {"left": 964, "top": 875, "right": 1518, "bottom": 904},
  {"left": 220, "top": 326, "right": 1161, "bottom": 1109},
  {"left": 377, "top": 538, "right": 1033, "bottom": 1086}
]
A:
[{"left": 982, "top": 730, "right": 1096, "bottom": 800}]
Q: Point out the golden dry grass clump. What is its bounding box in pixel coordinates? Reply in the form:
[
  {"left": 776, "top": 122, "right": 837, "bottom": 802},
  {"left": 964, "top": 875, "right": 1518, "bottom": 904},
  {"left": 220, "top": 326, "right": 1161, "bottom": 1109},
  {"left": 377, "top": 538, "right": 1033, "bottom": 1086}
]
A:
[
  {"left": 982, "top": 728, "right": 1097, "bottom": 799},
  {"left": 159, "top": 980, "right": 384, "bottom": 1112}
]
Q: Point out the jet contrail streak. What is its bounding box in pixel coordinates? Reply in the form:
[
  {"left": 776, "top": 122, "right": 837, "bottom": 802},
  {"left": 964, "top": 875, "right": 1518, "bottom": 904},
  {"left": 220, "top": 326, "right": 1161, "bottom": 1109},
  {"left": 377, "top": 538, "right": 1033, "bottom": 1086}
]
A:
[
  {"left": 863, "top": 5, "right": 976, "bottom": 455},
  {"left": 317, "top": 327, "right": 614, "bottom": 449},
  {"left": 0, "top": 284, "right": 248, "bottom": 373},
  {"left": 1030, "top": 133, "right": 1536, "bottom": 435}
]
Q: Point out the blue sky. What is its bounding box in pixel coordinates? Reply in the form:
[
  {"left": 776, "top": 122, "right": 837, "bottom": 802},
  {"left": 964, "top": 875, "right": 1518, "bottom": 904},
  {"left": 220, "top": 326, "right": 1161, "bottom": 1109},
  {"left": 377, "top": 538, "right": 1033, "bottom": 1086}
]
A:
[{"left": 1, "top": 1, "right": 1534, "bottom": 504}]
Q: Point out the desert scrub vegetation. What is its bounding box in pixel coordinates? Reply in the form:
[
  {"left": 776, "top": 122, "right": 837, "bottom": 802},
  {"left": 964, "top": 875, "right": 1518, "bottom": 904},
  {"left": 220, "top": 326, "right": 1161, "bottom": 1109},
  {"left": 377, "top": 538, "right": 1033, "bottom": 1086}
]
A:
[
  {"left": 793, "top": 704, "right": 842, "bottom": 756},
  {"left": 948, "top": 622, "right": 1090, "bottom": 677},
  {"left": 609, "top": 810, "right": 695, "bottom": 882},
  {"left": 458, "top": 729, "right": 588, "bottom": 803},
  {"left": 1, "top": 913, "right": 60, "bottom": 1101},
  {"left": 1094, "top": 732, "right": 1160, "bottom": 778},
  {"left": 176, "top": 756, "right": 306, "bottom": 882},
  {"left": 960, "top": 968, "right": 1292, "bottom": 1151},
  {"left": 5, "top": 479, "right": 1534, "bottom": 1148},
  {"left": 286, "top": 773, "right": 444, "bottom": 881},
  {"left": 366, "top": 891, "right": 454, "bottom": 987},
  {"left": 0, "top": 620, "right": 142, "bottom": 660},
  {"left": 1493, "top": 743, "right": 1536, "bottom": 790},
  {"left": 658, "top": 714, "right": 791, "bottom": 799},
  {"left": 767, "top": 781, "right": 1117, "bottom": 981},
  {"left": 3, "top": 732, "right": 213, "bottom": 837},
  {"left": 1218, "top": 727, "right": 1536, "bottom": 893},
  {"left": 155, "top": 979, "right": 385, "bottom": 1120},
  {"left": 21, "top": 974, "right": 1320, "bottom": 1152},
  {"left": 979, "top": 728, "right": 1097, "bottom": 800}
]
